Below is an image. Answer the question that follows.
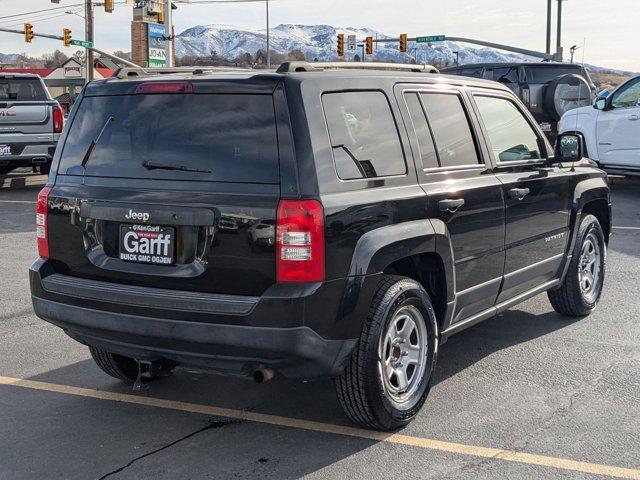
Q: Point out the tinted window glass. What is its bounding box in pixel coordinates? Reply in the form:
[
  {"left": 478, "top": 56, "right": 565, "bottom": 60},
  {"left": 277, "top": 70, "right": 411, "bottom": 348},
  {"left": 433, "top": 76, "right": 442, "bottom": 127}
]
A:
[
  {"left": 323, "top": 91, "right": 406, "bottom": 180},
  {"left": 525, "top": 66, "right": 582, "bottom": 84},
  {"left": 59, "top": 94, "right": 279, "bottom": 183},
  {"left": 611, "top": 77, "right": 640, "bottom": 108},
  {"left": 459, "top": 68, "right": 483, "bottom": 78},
  {"left": 420, "top": 93, "right": 479, "bottom": 168},
  {"left": 404, "top": 93, "right": 439, "bottom": 169},
  {"left": 0, "top": 78, "right": 47, "bottom": 101},
  {"left": 489, "top": 67, "right": 519, "bottom": 84},
  {"left": 475, "top": 96, "right": 542, "bottom": 162}
]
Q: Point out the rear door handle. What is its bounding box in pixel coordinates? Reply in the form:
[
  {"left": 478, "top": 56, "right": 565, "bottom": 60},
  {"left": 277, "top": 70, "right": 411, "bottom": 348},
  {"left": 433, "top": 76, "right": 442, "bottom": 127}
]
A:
[
  {"left": 509, "top": 188, "right": 531, "bottom": 200},
  {"left": 438, "top": 198, "right": 465, "bottom": 213},
  {"left": 629, "top": 114, "right": 639, "bottom": 121}
]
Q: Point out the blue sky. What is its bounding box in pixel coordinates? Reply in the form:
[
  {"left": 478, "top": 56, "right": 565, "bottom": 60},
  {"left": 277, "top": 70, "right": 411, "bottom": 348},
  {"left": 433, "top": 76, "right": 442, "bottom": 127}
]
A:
[{"left": 0, "top": 0, "right": 637, "bottom": 71}]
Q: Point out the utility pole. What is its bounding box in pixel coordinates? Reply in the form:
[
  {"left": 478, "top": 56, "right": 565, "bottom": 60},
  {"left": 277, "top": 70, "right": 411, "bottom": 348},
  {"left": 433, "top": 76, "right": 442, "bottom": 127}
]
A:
[
  {"left": 165, "top": 0, "right": 173, "bottom": 67},
  {"left": 266, "top": 0, "right": 270, "bottom": 69},
  {"left": 556, "top": 0, "right": 564, "bottom": 61},
  {"left": 546, "top": 0, "right": 552, "bottom": 55},
  {"left": 85, "top": 0, "right": 94, "bottom": 81}
]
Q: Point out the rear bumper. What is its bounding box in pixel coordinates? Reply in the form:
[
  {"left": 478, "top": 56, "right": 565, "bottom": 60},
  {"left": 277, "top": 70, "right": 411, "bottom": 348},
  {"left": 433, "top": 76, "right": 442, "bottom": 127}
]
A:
[
  {"left": 0, "top": 142, "right": 57, "bottom": 166},
  {"left": 29, "top": 259, "right": 375, "bottom": 379}
]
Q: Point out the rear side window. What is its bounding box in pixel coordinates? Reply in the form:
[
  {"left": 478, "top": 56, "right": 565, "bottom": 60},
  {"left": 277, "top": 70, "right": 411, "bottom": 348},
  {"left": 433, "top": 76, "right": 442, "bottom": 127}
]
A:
[
  {"left": 0, "top": 78, "right": 47, "bottom": 101},
  {"left": 475, "top": 95, "right": 542, "bottom": 162},
  {"left": 420, "top": 93, "right": 479, "bottom": 168},
  {"left": 323, "top": 91, "right": 406, "bottom": 180},
  {"left": 524, "top": 66, "right": 581, "bottom": 84},
  {"left": 459, "top": 68, "right": 483, "bottom": 78},
  {"left": 58, "top": 94, "right": 279, "bottom": 183},
  {"left": 404, "top": 93, "right": 439, "bottom": 169}
]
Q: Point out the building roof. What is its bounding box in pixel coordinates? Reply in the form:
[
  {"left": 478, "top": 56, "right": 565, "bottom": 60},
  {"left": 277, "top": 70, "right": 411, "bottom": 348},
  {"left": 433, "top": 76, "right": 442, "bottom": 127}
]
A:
[
  {"left": 0, "top": 68, "right": 56, "bottom": 78},
  {"left": 96, "top": 68, "right": 116, "bottom": 78}
]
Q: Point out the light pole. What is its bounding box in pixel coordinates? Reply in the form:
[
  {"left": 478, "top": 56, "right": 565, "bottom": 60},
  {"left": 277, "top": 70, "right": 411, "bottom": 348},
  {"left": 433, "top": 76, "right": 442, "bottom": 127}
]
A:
[
  {"left": 569, "top": 45, "right": 580, "bottom": 63},
  {"left": 555, "top": 0, "right": 565, "bottom": 61},
  {"left": 85, "top": 0, "right": 94, "bottom": 81},
  {"left": 266, "top": 0, "right": 270, "bottom": 69}
]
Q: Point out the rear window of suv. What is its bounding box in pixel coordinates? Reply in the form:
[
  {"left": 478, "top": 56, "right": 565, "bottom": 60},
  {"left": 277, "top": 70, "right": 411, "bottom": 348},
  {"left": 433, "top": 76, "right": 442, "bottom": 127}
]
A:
[
  {"left": 58, "top": 93, "right": 279, "bottom": 183},
  {"left": 524, "top": 66, "right": 583, "bottom": 84},
  {"left": 0, "top": 78, "right": 47, "bottom": 101}
]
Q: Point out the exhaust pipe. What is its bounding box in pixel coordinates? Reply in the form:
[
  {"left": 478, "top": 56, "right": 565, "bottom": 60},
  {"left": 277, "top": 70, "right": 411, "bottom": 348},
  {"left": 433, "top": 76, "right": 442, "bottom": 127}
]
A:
[
  {"left": 252, "top": 366, "right": 275, "bottom": 383},
  {"left": 32, "top": 157, "right": 47, "bottom": 165}
]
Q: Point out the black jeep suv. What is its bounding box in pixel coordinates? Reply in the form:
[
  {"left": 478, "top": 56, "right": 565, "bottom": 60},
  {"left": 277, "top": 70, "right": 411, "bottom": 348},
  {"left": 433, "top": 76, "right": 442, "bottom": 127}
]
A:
[{"left": 30, "top": 62, "right": 611, "bottom": 431}]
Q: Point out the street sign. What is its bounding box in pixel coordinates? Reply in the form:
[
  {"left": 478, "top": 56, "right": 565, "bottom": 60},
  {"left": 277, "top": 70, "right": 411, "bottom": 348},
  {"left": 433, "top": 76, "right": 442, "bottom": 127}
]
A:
[
  {"left": 70, "top": 39, "right": 94, "bottom": 48},
  {"left": 148, "top": 23, "right": 166, "bottom": 67},
  {"left": 347, "top": 34, "right": 357, "bottom": 51},
  {"left": 415, "top": 35, "right": 446, "bottom": 43}
]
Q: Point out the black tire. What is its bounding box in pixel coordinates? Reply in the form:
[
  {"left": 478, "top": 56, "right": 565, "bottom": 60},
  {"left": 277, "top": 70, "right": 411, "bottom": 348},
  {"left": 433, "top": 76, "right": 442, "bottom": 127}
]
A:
[
  {"left": 548, "top": 214, "right": 606, "bottom": 316},
  {"left": 335, "top": 276, "right": 439, "bottom": 431},
  {"left": 89, "top": 346, "right": 140, "bottom": 383},
  {"left": 39, "top": 162, "right": 51, "bottom": 175}
]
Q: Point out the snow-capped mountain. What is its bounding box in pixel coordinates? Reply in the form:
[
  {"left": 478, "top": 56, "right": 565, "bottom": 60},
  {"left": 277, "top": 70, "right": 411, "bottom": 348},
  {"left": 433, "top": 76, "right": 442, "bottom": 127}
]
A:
[{"left": 175, "top": 23, "right": 534, "bottom": 65}]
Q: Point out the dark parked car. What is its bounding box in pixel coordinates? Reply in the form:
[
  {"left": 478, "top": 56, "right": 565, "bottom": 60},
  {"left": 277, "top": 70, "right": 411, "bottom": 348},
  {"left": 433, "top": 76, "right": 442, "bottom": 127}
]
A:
[
  {"left": 0, "top": 73, "right": 63, "bottom": 175},
  {"left": 441, "top": 62, "right": 596, "bottom": 142},
  {"left": 30, "top": 62, "right": 610, "bottom": 431}
]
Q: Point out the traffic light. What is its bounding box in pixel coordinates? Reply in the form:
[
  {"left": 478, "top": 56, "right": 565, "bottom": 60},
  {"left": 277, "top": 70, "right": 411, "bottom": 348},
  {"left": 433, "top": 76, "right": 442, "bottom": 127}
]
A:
[
  {"left": 365, "top": 36, "right": 373, "bottom": 55},
  {"left": 104, "top": 0, "right": 114, "bottom": 13},
  {"left": 337, "top": 34, "right": 345, "bottom": 57},
  {"left": 24, "top": 23, "right": 34, "bottom": 43},
  {"left": 399, "top": 33, "right": 408, "bottom": 53},
  {"left": 63, "top": 28, "right": 72, "bottom": 48}
]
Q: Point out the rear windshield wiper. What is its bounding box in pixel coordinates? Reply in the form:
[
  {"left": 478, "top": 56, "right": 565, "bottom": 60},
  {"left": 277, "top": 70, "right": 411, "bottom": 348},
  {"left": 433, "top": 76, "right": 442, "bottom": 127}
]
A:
[
  {"left": 141, "top": 160, "right": 212, "bottom": 174},
  {"left": 80, "top": 116, "right": 115, "bottom": 169}
]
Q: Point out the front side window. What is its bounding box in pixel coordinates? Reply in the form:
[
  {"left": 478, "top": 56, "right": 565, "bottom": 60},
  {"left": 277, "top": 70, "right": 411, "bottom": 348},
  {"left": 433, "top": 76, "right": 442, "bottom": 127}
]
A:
[
  {"left": 459, "top": 68, "right": 484, "bottom": 79},
  {"left": 420, "top": 92, "right": 479, "bottom": 168},
  {"left": 475, "top": 95, "right": 542, "bottom": 162},
  {"left": 323, "top": 91, "right": 406, "bottom": 180},
  {"left": 611, "top": 78, "right": 640, "bottom": 109}
]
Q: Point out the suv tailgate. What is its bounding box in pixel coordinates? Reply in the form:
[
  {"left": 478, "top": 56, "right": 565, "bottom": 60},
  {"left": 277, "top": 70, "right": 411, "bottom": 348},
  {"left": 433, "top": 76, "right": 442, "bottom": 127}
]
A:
[{"left": 48, "top": 84, "right": 286, "bottom": 297}]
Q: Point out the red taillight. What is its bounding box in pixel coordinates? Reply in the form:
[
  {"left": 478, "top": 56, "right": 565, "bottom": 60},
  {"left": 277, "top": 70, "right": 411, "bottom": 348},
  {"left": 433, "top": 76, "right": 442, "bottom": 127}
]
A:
[
  {"left": 135, "top": 82, "right": 193, "bottom": 95},
  {"left": 53, "top": 105, "right": 64, "bottom": 133},
  {"left": 36, "top": 186, "right": 52, "bottom": 258},
  {"left": 276, "top": 200, "right": 325, "bottom": 283}
]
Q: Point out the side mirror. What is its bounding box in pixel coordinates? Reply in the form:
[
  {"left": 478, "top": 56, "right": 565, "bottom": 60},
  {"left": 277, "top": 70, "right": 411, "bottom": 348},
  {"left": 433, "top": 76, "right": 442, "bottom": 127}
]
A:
[
  {"left": 554, "top": 133, "right": 583, "bottom": 163},
  {"left": 594, "top": 97, "right": 607, "bottom": 110}
]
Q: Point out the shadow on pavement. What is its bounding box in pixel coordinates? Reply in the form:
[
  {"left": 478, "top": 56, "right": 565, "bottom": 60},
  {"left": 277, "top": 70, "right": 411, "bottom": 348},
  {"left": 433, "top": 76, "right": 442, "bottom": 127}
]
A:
[{"left": 11, "top": 306, "right": 581, "bottom": 479}]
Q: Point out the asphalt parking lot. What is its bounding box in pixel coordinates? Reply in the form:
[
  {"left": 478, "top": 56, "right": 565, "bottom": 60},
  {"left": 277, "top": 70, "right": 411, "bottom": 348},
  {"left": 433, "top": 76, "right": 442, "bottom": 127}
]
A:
[{"left": 1, "top": 171, "right": 639, "bottom": 480}]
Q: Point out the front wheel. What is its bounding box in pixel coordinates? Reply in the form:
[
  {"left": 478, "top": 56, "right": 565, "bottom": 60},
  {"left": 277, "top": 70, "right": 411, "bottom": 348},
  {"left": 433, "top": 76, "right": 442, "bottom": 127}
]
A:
[
  {"left": 335, "top": 276, "right": 439, "bottom": 431},
  {"left": 548, "top": 214, "right": 606, "bottom": 316}
]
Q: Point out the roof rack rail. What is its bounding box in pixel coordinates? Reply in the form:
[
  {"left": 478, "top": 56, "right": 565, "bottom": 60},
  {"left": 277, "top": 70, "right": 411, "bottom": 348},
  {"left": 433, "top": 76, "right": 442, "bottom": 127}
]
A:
[
  {"left": 276, "top": 61, "right": 439, "bottom": 74},
  {"left": 112, "top": 66, "right": 253, "bottom": 79}
]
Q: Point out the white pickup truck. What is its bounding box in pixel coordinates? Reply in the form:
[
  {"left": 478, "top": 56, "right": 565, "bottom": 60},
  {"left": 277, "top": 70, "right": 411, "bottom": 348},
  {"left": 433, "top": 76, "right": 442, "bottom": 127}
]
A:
[
  {"left": 559, "top": 75, "right": 640, "bottom": 176},
  {"left": 0, "top": 73, "right": 64, "bottom": 176}
]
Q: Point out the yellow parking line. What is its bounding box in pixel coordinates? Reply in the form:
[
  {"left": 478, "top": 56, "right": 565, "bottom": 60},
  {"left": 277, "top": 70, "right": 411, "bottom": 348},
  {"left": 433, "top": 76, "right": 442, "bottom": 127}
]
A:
[
  {"left": 0, "top": 200, "right": 36, "bottom": 204},
  {"left": 1, "top": 375, "right": 639, "bottom": 479}
]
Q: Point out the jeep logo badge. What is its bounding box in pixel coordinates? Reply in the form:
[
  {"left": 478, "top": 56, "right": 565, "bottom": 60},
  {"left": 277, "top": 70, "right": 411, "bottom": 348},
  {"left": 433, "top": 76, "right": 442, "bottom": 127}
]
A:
[{"left": 125, "top": 209, "right": 150, "bottom": 223}]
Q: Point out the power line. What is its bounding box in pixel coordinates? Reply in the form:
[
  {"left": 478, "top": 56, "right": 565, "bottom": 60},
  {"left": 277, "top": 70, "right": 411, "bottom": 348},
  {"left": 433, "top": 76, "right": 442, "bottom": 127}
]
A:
[{"left": 0, "top": 4, "right": 85, "bottom": 21}]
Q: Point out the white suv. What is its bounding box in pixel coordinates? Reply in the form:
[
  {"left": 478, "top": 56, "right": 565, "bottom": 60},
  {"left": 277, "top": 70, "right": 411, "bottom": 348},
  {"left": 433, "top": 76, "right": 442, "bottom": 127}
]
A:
[{"left": 560, "top": 75, "right": 640, "bottom": 176}]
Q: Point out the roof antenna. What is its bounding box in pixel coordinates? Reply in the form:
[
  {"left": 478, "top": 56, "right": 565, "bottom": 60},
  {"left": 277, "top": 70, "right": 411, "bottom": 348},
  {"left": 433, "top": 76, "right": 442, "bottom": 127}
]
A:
[{"left": 571, "top": 37, "right": 587, "bottom": 172}]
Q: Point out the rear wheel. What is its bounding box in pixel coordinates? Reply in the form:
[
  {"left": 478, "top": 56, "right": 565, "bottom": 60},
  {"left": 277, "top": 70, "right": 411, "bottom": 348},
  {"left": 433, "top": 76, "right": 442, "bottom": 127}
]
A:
[
  {"left": 39, "top": 162, "right": 51, "bottom": 175},
  {"left": 89, "top": 346, "right": 141, "bottom": 383},
  {"left": 548, "top": 214, "right": 606, "bottom": 316},
  {"left": 335, "top": 276, "right": 439, "bottom": 431}
]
